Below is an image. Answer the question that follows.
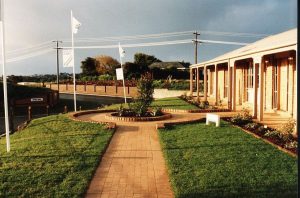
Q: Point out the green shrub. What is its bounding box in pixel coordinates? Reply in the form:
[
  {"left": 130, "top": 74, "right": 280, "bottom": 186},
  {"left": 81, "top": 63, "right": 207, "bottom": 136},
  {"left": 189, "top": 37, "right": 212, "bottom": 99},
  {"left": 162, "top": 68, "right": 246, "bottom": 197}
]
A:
[
  {"left": 199, "top": 100, "right": 209, "bottom": 109},
  {"left": 230, "top": 108, "right": 252, "bottom": 126},
  {"left": 277, "top": 119, "right": 296, "bottom": 142},
  {"left": 284, "top": 141, "right": 298, "bottom": 149},
  {"left": 152, "top": 106, "right": 163, "bottom": 116},
  {"left": 244, "top": 122, "right": 261, "bottom": 131},
  {"left": 98, "top": 74, "right": 113, "bottom": 81},
  {"left": 132, "top": 72, "right": 154, "bottom": 117},
  {"left": 117, "top": 104, "right": 136, "bottom": 117},
  {"left": 257, "top": 125, "right": 268, "bottom": 135},
  {"left": 168, "top": 81, "right": 190, "bottom": 90},
  {"left": 153, "top": 80, "right": 164, "bottom": 88},
  {"left": 264, "top": 130, "right": 280, "bottom": 138}
]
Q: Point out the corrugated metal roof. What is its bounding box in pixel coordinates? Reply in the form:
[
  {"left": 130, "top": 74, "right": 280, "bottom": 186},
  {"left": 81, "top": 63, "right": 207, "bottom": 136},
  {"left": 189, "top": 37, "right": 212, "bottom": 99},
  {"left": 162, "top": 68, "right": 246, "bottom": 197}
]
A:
[{"left": 191, "top": 28, "right": 297, "bottom": 67}]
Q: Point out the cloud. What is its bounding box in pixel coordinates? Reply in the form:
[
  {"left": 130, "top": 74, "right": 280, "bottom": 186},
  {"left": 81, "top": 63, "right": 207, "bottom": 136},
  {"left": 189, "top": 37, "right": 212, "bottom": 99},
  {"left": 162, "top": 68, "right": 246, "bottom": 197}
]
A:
[{"left": 0, "top": 0, "right": 296, "bottom": 75}]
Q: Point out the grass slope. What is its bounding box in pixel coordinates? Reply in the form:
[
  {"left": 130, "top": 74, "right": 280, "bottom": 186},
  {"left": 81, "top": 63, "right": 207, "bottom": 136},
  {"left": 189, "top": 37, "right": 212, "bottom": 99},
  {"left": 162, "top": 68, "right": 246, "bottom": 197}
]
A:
[
  {"left": 0, "top": 115, "right": 113, "bottom": 197},
  {"left": 159, "top": 121, "right": 298, "bottom": 198}
]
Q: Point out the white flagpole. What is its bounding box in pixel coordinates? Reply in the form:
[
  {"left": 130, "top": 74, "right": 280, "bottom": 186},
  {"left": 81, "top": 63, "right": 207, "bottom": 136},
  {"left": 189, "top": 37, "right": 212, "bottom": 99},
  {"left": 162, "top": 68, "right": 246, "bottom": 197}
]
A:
[
  {"left": 119, "top": 44, "right": 127, "bottom": 104},
  {"left": 1, "top": 0, "right": 10, "bottom": 152},
  {"left": 71, "top": 10, "right": 77, "bottom": 112}
]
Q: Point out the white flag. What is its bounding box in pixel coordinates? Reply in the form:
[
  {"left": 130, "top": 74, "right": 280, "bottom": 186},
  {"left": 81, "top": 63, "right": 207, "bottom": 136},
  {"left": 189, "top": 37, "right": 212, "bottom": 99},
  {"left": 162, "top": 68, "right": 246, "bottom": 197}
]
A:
[
  {"left": 118, "top": 43, "right": 125, "bottom": 58},
  {"left": 72, "top": 16, "right": 81, "bottom": 34},
  {"left": 116, "top": 68, "right": 124, "bottom": 80},
  {"left": 63, "top": 49, "right": 73, "bottom": 67}
]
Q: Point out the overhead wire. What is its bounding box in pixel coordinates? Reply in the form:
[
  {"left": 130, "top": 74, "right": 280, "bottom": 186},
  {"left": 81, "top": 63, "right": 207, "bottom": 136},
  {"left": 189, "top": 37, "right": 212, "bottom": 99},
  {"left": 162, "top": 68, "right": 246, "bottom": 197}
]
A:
[{"left": 4, "top": 29, "right": 267, "bottom": 63}]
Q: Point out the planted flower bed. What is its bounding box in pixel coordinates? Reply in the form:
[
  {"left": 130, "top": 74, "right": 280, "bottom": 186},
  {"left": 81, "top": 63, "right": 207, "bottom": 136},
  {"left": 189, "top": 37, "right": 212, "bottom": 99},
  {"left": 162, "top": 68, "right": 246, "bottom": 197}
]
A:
[
  {"left": 179, "top": 94, "right": 230, "bottom": 112},
  {"left": 223, "top": 109, "right": 297, "bottom": 155}
]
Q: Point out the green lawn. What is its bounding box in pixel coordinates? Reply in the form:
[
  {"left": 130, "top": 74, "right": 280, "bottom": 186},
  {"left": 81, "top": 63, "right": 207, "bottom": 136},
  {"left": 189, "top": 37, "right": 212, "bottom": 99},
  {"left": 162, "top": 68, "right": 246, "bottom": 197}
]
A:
[
  {"left": 159, "top": 121, "right": 298, "bottom": 198},
  {"left": 0, "top": 115, "right": 113, "bottom": 197},
  {"left": 102, "top": 97, "right": 198, "bottom": 111},
  {"left": 151, "top": 97, "right": 198, "bottom": 110}
]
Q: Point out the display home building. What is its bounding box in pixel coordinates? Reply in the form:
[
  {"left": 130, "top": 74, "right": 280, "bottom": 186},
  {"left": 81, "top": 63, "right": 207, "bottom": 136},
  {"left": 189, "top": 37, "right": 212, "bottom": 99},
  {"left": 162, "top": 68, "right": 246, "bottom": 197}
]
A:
[{"left": 190, "top": 28, "right": 297, "bottom": 125}]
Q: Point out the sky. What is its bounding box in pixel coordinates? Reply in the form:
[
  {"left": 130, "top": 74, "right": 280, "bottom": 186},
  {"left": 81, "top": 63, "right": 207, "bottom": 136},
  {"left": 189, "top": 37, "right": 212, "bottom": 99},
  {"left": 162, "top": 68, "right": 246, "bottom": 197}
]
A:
[{"left": 0, "top": 0, "right": 297, "bottom": 75}]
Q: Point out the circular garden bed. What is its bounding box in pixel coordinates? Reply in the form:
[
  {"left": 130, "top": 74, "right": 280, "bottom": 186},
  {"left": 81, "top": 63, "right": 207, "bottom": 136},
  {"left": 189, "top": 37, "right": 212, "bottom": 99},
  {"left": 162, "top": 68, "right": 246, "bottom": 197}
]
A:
[{"left": 105, "top": 112, "right": 172, "bottom": 122}]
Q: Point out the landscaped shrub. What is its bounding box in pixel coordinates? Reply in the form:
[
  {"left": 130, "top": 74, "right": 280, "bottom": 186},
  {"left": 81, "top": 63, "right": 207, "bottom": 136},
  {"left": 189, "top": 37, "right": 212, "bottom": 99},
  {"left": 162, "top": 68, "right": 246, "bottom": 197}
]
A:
[
  {"left": 168, "top": 81, "right": 190, "bottom": 90},
  {"left": 244, "top": 122, "right": 261, "bottom": 131},
  {"left": 117, "top": 104, "right": 135, "bottom": 117},
  {"left": 264, "top": 129, "right": 280, "bottom": 138},
  {"left": 284, "top": 141, "right": 298, "bottom": 149},
  {"left": 199, "top": 101, "right": 209, "bottom": 109},
  {"left": 230, "top": 108, "right": 252, "bottom": 126},
  {"left": 98, "top": 74, "right": 113, "bottom": 81},
  {"left": 131, "top": 72, "right": 154, "bottom": 117},
  {"left": 277, "top": 119, "right": 296, "bottom": 142},
  {"left": 180, "top": 93, "right": 192, "bottom": 101},
  {"left": 152, "top": 106, "right": 163, "bottom": 116}
]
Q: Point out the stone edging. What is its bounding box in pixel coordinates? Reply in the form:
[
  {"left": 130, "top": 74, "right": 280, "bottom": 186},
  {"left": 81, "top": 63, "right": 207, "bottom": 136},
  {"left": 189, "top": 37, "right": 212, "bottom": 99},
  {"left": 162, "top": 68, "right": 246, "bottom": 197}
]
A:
[
  {"left": 105, "top": 112, "right": 172, "bottom": 122},
  {"left": 69, "top": 110, "right": 117, "bottom": 130},
  {"left": 227, "top": 121, "right": 297, "bottom": 158},
  {"left": 156, "top": 117, "right": 206, "bottom": 129},
  {"left": 162, "top": 108, "right": 231, "bottom": 113}
]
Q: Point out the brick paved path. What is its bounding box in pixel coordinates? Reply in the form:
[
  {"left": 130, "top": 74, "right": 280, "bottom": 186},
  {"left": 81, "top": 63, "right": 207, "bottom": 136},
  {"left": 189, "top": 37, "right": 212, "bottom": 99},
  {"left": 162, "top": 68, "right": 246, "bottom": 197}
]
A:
[{"left": 82, "top": 111, "right": 236, "bottom": 198}]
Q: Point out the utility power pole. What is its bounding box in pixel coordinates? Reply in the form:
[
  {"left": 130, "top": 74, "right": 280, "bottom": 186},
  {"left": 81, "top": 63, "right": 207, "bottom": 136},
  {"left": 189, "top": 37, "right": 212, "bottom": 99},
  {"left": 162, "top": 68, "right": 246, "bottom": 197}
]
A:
[
  {"left": 192, "top": 31, "right": 201, "bottom": 64},
  {"left": 52, "top": 40, "right": 62, "bottom": 98},
  {"left": 192, "top": 31, "right": 201, "bottom": 102}
]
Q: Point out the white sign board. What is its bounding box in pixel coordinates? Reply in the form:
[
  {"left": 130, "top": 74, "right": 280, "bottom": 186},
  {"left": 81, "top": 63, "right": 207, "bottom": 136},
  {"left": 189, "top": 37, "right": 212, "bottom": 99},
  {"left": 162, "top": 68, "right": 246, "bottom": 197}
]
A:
[
  {"left": 30, "top": 98, "right": 44, "bottom": 102},
  {"left": 116, "top": 68, "right": 124, "bottom": 80},
  {"left": 63, "top": 49, "right": 73, "bottom": 67}
]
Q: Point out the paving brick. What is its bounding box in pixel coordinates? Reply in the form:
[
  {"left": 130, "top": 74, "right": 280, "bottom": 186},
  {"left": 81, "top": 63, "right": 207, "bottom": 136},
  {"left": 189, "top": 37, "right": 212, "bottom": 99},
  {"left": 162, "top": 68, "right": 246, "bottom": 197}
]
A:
[{"left": 82, "top": 110, "right": 236, "bottom": 198}]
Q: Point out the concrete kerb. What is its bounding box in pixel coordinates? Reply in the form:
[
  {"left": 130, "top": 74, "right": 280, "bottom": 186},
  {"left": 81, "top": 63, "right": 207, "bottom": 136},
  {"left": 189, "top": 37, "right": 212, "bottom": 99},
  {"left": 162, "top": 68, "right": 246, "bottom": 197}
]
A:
[
  {"left": 162, "top": 108, "right": 231, "bottom": 113},
  {"left": 105, "top": 112, "right": 172, "bottom": 122},
  {"left": 156, "top": 117, "right": 206, "bottom": 129}
]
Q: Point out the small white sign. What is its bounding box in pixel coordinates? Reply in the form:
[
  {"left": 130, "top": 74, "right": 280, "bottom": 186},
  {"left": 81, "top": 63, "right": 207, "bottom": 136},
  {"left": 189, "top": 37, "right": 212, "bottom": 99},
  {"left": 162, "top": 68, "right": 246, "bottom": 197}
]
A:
[
  {"left": 31, "top": 98, "right": 44, "bottom": 102},
  {"left": 63, "top": 49, "right": 73, "bottom": 67},
  {"left": 116, "top": 68, "right": 124, "bottom": 80}
]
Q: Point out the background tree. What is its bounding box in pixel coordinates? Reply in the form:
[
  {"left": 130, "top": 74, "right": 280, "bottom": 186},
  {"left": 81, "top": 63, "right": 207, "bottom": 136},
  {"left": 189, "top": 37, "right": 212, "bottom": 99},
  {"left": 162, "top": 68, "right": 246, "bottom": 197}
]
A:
[
  {"left": 134, "top": 53, "right": 161, "bottom": 74},
  {"left": 123, "top": 62, "right": 141, "bottom": 79},
  {"left": 95, "top": 55, "right": 120, "bottom": 76},
  {"left": 80, "top": 57, "right": 97, "bottom": 76}
]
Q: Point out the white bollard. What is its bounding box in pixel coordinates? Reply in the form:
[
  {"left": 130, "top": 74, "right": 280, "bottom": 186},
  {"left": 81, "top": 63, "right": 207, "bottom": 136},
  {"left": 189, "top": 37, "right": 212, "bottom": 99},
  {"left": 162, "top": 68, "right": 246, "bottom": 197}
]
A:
[{"left": 206, "top": 113, "right": 220, "bottom": 127}]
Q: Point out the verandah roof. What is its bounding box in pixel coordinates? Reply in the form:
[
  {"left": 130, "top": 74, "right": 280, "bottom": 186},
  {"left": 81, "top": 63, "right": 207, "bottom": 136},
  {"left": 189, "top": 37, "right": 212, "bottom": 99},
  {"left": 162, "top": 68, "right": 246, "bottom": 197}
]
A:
[{"left": 191, "top": 28, "right": 297, "bottom": 68}]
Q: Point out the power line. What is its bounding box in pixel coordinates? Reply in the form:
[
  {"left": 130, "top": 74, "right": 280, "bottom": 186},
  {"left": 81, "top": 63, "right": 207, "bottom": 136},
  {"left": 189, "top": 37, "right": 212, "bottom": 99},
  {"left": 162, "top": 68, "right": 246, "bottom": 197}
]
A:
[{"left": 61, "top": 39, "right": 248, "bottom": 50}]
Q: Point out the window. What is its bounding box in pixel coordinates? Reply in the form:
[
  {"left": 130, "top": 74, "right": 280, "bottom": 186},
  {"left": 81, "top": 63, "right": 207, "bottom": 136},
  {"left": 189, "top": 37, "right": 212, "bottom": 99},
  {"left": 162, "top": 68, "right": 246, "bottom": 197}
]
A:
[
  {"left": 224, "top": 69, "right": 228, "bottom": 97},
  {"left": 247, "top": 64, "right": 253, "bottom": 88}
]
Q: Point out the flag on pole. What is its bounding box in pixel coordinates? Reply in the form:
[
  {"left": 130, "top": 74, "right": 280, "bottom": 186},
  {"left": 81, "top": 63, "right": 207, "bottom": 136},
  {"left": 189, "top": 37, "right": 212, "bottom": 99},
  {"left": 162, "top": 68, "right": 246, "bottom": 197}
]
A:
[
  {"left": 72, "top": 16, "right": 81, "bottom": 34},
  {"left": 62, "top": 49, "right": 73, "bottom": 67},
  {"left": 119, "top": 43, "right": 125, "bottom": 58}
]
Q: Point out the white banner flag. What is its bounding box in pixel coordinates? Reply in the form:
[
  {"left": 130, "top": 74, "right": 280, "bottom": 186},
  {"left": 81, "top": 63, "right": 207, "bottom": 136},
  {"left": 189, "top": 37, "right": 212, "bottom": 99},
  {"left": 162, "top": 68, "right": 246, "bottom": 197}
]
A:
[
  {"left": 118, "top": 43, "right": 125, "bottom": 58},
  {"left": 116, "top": 68, "right": 124, "bottom": 80},
  {"left": 72, "top": 16, "right": 81, "bottom": 34},
  {"left": 63, "top": 49, "right": 73, "bottom": 67}
]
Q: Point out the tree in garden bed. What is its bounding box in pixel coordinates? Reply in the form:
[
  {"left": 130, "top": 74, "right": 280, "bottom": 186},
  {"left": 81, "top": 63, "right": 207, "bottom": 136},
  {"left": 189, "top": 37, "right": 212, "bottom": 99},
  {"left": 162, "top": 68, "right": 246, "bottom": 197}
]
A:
[
  {"left": 117, "top": 72, "right": 155, "bottom": 117},
  {"left": 131, "top": 72, "right": 154, "bottom": 116}
]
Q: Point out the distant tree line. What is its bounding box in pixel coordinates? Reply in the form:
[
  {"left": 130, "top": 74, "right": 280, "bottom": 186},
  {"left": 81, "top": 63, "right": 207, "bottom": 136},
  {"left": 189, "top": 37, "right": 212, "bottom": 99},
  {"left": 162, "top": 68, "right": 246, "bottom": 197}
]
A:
[
  {"left": 2, "top": 53, "right": 190, "bottom": 84},
  {"left": 80, "top": 52, "right": 190, "bottom": 80}
]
